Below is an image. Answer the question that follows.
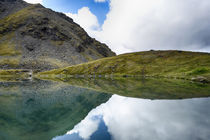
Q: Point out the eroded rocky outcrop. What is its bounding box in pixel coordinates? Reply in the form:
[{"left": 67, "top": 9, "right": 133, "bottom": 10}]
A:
[{"left": 0, "top": 0, "right": 116, "bottom": 70}]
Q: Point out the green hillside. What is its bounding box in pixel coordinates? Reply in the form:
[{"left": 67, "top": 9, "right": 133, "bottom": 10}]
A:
[{"left": 38, "top": 50, "right": 210, "bottom": 82}]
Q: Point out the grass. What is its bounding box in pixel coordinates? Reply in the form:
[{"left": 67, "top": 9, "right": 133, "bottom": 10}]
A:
[
  {"left": 37, "top": 50, "right": 210, "bottom": 82},
  {"left": 18, "top": 57, "right": 72, "bottom": 70},
  {"left": 0, "top": 4, "right": 41, "bottom": 35},
  {"left": 37, "top": 58, "right": 70, "bottom": 68},
  {"left": 0, "top": 57, "right": 21, "bottom": 68},
  {"left": 0, "top": 41, "right": 21, "bottom": 56},
  {"left": 187, "top": 67, "right": 209, "bottom": 75},
  {"left": 0, "top": 32, "right": 21, "bottom": 56},
  {"left": 51, "top": 40, "right": 64, "bottom": 46}
]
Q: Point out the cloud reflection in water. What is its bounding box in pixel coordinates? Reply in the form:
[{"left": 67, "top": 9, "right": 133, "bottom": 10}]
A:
[{"left": 53, "top": 95, "right": 210, "bottom": 140}]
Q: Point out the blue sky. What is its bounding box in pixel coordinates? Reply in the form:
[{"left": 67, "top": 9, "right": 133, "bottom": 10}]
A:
[{"left": 43, "top": 0, "right": 109, "bottom": 25}]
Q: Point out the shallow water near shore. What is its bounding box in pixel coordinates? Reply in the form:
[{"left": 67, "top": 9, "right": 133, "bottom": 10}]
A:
[{"left": 0, "top": 78, "right": 209, "bottom": 140}]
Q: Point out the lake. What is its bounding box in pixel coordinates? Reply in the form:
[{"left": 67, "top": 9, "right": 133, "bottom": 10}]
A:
[{"left": 0, "top": 78, "right": 209, "bottom": 140}]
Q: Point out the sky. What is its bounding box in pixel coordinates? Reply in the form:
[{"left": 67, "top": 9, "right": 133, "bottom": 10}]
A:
[{"left": 24, "top": 0, "right": 210, "bottom": 54}]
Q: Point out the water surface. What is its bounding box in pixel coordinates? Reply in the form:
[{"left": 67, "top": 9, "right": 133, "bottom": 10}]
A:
[
  {"left": 54, "top": 95, "right": 210, "bottom": 140},
  {"left": 0, "top": 78, "right": 209, "bottom": 140}
]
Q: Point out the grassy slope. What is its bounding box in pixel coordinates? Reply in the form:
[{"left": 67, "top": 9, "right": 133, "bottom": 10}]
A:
[
  {"left": 38, "top": 50, "right": 210, "bottom": 81},
  {"left": 0, "top": 35, "right": 21, "bottom": 56}
]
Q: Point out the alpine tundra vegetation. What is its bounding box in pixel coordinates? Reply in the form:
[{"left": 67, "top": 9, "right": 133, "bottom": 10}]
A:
[{"left": 38, "top": 50, "right": 210, "bottom": 83}]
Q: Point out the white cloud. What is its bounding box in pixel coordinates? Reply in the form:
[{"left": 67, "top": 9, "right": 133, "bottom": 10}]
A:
[
  {"left": 66, "top": 116, "right": 100, "bottom": 140},
  {"left": 65, "top": 7, "right": 100, "bottom": 37},
  {"left": 94, "top": 0, "right": 106, "bottom": 2},
  {"left": 66, "top": 0, "right": 210, "bottom": 54},
  {"left": 24, "top": 0, "right": 43, "bottom": 4}
]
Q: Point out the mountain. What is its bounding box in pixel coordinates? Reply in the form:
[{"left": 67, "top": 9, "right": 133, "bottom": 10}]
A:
[
  {"left": 0, "top": 0, "right": 115, "bottom": 70},
  {"left": 38, "top": 50, "right": 210, "bottom": 83}
]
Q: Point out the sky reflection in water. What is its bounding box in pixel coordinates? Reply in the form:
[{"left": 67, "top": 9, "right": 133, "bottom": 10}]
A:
[{"left": 53, "top": 95, "right": 210, "bottom": 140}]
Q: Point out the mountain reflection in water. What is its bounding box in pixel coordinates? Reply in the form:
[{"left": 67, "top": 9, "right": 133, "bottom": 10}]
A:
[
  {"left": 0, "top": 80, "right": 111, "bottom": 140},
  {"left": 54, "top": 95, "right": 210, "bottom": 140}
]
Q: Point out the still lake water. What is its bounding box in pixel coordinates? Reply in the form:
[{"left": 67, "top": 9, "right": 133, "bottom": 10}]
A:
[{"left": 0, "top": 78, "right": 210, "bottom": 140}]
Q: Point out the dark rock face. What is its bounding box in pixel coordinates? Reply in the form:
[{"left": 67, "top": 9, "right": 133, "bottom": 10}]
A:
[
  {"left": 20, "top": 18, "right": 70, "bottom": 41},
  {"left": 75, "top": 45, "right": 85, "bottom": 53},
  {"left": 0, "top": 0, "right": 116, "bottom": 71}
]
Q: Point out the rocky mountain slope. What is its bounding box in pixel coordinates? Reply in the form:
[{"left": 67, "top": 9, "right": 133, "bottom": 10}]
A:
[{"left": 0, "top": 0, "right": 115, "bottom": 70}]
